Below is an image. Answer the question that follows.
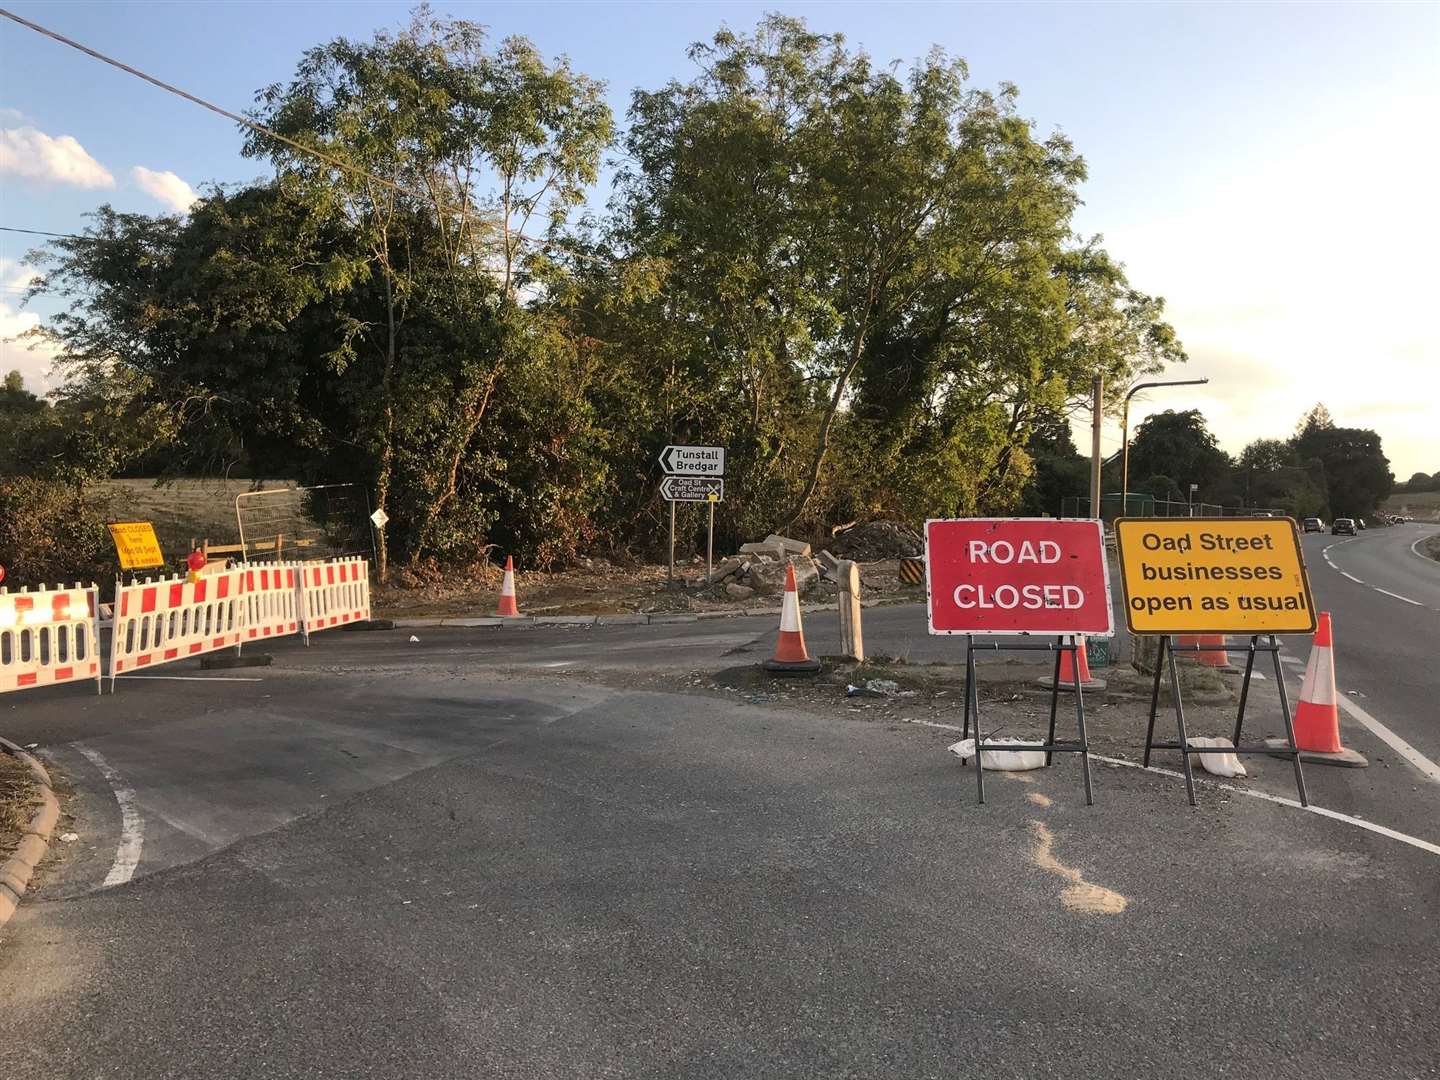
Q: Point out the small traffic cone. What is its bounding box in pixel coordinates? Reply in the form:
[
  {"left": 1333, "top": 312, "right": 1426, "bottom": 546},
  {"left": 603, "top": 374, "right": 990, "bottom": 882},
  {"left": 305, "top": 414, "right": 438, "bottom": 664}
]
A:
[
  {"left": 1269, "top": 612, "right": 1367, "bottom": 767},
  {"left": 763, "top": 561, "right": 820, "bottom": 676},
  {"left": 497, "top": 556, "right": 520, "bottom": 617},
  {"left": 1196, "top": 634, "right": 1239, "bottom": 672},
  {"left": 1040, "top": 635, "right": 1105, "bottom": 691}
]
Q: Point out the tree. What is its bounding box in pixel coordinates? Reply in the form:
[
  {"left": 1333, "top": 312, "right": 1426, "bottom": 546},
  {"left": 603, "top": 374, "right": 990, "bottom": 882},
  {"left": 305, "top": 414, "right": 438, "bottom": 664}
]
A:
[
  {"left": 1017, "top": 409, "right": 1088, "bottom": 516},
  {"left": 1126, "top": 409, "right": 1230, "bottom": 501},
  {"left": 245, "top": 7, "right": 612, "bottom": 573},
  {"left": 610, "top": 15, "right": 1181, "bottom": 534},
  {"left": 1293, "top": 421, "right": 1393, "bottom": 516}
]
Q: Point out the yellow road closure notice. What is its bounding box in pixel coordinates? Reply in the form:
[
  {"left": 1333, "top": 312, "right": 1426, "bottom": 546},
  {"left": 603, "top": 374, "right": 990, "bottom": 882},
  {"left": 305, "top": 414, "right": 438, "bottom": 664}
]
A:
[
  {"left": 107, "top": 521, "right": 165, "bottom": 570},
  {"left": 1114, "top": 517, "right": 1316, "bottom": 635}
]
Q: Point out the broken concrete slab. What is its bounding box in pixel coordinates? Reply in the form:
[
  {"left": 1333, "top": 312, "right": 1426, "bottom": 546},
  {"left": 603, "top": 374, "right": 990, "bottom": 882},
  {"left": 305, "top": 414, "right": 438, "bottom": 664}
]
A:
[{"left": 764, "top": 534, "right": 813, "bottom": 557}]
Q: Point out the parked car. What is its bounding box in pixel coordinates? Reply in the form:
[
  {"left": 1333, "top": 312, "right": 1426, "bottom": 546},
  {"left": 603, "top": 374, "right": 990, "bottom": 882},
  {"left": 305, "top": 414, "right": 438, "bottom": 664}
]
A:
[
  {"left": 1332, "top": 518, "right": 1356, "bottom": 536},
  {"left": 1357, "top": 519, "right": 1367, "bottom": 530},
  {"left": 1302, "top": 517, "right": 1324, "bottom": 533}
]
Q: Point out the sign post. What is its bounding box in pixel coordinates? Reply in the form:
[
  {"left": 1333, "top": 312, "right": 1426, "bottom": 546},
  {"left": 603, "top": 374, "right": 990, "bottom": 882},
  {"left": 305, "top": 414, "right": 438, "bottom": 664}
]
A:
[
  {"left": 658, "top": 446, "right": 726, "bottom": 587},
  {"left": 926, "top": 518, "right": 1114, "bottom": 804},
  {"left": 1114, "top": 516, "right": 1313, "bottom": 806}
]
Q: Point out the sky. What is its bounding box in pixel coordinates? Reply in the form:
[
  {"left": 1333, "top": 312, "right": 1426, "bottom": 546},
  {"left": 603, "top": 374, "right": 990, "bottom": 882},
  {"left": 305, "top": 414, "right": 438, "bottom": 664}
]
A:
[{"left": 1, "top": 0, "right": 1436, "bottom": 478}]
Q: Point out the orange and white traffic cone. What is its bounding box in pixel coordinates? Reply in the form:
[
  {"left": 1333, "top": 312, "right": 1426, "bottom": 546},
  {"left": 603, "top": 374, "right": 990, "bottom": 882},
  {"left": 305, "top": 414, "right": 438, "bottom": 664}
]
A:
[
  {"left": 763, "top": 561, "right": 820, "bottom": 675},
  {"left": 1041, "top": 635, "right": 1105, "bottom": 691},
  {"left": 497, "top": 556, "right": 520, "bottom": 617},
  {"left": 1196, "top": 634, "right": 1238, "bottom": 672},
  {"left": 1274, "top": 612, "right": 1367, "bottom": 767}
]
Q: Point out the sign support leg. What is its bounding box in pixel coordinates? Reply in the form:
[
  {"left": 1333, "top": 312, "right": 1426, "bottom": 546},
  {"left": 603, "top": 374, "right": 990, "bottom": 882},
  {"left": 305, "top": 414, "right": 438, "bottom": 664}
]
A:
[
  {"left": 706, "top": 500, "right": 714, "bottom": 583},
  {"left": 1045, "top": 636, "right": 1062, "bottom": 766},
  {"left": 1164, "top": 636, "right": 1199, "bottom": 806},
  {"left": 1143, "top": 635, "right": 1168, "bottom": 767},
  {"left": 1232, "top": 634, "right": 1260, "bottom": 745},
  {"left": 1072, "top": 636, "right": 1094, "bottom": 806},
  {"left": 966, "top": 636, "right": 985, "bottom": 805},
  {"left": 1271, "top": 632, "right": 1309, "bottom": 806}
]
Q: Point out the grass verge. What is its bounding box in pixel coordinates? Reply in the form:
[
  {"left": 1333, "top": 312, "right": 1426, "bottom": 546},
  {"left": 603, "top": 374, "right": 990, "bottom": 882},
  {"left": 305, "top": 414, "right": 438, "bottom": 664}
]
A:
[{"left": 0, "top": 750, "right": 39, "bottom": 862}]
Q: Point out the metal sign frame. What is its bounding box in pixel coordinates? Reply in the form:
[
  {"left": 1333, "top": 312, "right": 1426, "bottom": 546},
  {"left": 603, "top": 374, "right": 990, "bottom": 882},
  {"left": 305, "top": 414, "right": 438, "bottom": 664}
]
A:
[
  {"left": 960, "top": 635, "right": 1095, "bottom": 806},
  {"left": 1142, "top": 634, "right": 1308, "bottom": 808}
]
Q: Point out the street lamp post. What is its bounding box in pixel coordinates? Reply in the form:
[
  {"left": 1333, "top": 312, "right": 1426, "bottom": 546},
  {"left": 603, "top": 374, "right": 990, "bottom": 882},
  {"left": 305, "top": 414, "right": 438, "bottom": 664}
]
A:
[{"left": 1121, "top": 377, "right": 1210, "bottom": 515}]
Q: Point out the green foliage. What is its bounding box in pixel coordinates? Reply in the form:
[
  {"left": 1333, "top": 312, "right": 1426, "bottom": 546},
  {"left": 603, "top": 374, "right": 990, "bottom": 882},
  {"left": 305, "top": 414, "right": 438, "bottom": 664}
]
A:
[
  {"left": 1127, "top": 409, "right": 1231, "bottom": 500},
  {"left": 17, "top": 11, "right": 1190, "bottom": 569},
  {"left": 1292, "top": 419, "right": 1392, "bottom": 517},
  {"left": 0, "top": 476, "right": 113, "bottom": 587}
]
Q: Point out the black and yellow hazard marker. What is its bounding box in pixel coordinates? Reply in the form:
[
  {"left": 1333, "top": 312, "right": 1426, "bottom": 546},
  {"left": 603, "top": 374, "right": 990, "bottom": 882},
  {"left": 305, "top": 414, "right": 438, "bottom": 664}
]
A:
[{"left": 898, "top": 556, "right": 925, "bottom": 586}]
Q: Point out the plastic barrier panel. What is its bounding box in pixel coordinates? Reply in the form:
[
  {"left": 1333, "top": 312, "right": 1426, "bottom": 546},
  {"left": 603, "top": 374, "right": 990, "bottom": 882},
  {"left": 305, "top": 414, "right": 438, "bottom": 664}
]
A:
[
  {"left": 109, "top": 568, "right": 247, "bottom": 690},
  {"left": 0, "top": 584, "right": 101, "bottom": 695},
  {"left": 298, "top": 557, "right": 370, "bottom": 643},
  {"left": 242, "top": 563, "right": 302, "bottom": 643}
]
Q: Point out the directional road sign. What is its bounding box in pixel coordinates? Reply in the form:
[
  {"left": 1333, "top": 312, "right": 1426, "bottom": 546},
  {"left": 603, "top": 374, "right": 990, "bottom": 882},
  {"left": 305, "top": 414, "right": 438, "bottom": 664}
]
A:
[
  {"left": 660, "top": 476, "right": 724, "bottom": 503},
  {"left": 659, "top": 445, "right": 725, "bottom": 476}
]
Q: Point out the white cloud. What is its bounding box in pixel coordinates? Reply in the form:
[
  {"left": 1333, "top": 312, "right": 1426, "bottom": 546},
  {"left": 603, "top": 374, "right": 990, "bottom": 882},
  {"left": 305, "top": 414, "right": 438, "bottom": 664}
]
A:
[
  {"left": 131, "top": 165, "right": 198, "bottom": 213},
  {"left": 0, "top": 125, "right": 114, "bottom": 188},
  {"left": 0, "top": 257, "right": 41, "bottom": 292},
  {"left": 0, "top": 301, "right": 61, "bottom": 393}
]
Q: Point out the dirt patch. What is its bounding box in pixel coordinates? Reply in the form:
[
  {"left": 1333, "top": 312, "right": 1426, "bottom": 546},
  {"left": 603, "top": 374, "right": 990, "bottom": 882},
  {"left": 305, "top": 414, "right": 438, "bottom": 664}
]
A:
[
  {"left": 1422, "top": 534, "right": 1440, "bottom": 563},
  {"left": 0, "top": 750, "right": 39, "bottom": 862},
  {"left": 373, "top": 558, "right": 927, "bottom": 618}
]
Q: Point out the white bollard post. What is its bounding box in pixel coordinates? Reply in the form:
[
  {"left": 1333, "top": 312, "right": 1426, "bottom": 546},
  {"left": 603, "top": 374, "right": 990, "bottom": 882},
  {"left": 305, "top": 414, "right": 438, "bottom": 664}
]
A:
[{"left": 837, "top": 559, "right": 864, "bottom": 662}]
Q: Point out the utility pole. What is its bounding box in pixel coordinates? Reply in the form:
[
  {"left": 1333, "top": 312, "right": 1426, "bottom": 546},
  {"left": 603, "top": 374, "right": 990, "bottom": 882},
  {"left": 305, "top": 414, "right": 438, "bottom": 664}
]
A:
[{"left": 1089, "top": 375, "right": 1103, "bottom": 519}]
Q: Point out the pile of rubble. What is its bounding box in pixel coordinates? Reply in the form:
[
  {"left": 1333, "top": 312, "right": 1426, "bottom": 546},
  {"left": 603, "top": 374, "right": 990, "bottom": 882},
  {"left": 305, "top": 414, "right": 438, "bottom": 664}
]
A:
[
  {"left": 704, "top": 534, "right": 842, "bottom": 600},
  {"left": 827, "top": 520, "right": 924, "bottom": 561}
]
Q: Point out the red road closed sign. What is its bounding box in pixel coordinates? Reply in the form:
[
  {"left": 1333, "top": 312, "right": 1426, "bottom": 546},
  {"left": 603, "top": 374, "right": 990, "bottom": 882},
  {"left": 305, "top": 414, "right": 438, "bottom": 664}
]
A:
[{"left": 925, "top": 518, "right": 1114, "bottom": 636}]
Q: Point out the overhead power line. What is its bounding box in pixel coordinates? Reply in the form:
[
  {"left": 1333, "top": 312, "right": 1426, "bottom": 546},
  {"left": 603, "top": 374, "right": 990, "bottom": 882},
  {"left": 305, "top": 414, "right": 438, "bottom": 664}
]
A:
[
  {"left": 0, "top": 226, "right": 89, "bottom": 240},
  {"left": 0, "top": 9, "right": 612, "bottom": 269},
  {"left": 0, "top": 6, "right": 429, "bottom": 203}
]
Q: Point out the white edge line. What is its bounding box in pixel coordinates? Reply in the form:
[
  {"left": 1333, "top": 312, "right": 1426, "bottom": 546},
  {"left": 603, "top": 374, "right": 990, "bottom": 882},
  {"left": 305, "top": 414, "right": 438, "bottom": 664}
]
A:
[
  {"left": 1339, "top": 571, "right": 1365, "bottom": 584},
  {"left": 116, "top": 675, "right": 264, "bottom": 682},
  {"left": 900, "top": 719, "right": 1440, "bottom": 858},
  {"left": 1408, "top": 533, "right": 1440, "bottom": 565},
  {"left": 1335, "top": 692, "right": 1440, "bottom": 784},
  {"left": 75, "top": 744, "right": 144, "bottom": 887},
  {"left": 1372, "top": 587, "right": 1423, "bottom": 607}
]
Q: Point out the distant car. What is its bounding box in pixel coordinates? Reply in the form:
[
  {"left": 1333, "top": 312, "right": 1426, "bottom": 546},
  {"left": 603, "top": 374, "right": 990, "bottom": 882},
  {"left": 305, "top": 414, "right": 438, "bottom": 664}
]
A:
[
  {"left": 1253, "top": 511, "right": 1274, "bottom": 518},
  {"left": 1302, "top": 517, "right": 1324, "bottom": 533},
  {"left": 1332, "top": 518, "right": 1356, "bottom": 536},
  {"left": 1357, "top": 519, "right": 1367, "bottom": 530}
]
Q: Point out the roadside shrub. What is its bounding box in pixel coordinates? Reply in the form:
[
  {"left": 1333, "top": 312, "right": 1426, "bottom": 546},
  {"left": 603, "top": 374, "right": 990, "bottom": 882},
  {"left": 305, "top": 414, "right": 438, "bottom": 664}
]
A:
[{"left": 0, "top": 477, "right": 113, "bottom": 588}]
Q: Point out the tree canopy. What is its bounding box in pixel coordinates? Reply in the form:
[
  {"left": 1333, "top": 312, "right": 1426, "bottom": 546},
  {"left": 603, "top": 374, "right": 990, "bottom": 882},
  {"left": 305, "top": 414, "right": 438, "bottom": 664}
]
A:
[{"left": 13, "top": 11, "right": 1197, "bottom": 569}]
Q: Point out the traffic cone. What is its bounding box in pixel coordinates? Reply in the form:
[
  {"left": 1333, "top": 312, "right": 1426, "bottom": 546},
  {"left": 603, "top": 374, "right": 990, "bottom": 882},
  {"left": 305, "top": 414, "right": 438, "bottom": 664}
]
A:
[
  {"left": 1196, "top": 634, "right": 1238, "bottom": 672},
  {"left": 497, "top": 556, "right": 520, "bottom": 617},
  {"left": 1271, "top": 612, "right": 1367, "bottom": 767},
  {"left": 1041, "top": 635, "right": 1105, "bottom": 691},
  {"left": 763, "top": 561, "right": 820, "bottom": 676}
]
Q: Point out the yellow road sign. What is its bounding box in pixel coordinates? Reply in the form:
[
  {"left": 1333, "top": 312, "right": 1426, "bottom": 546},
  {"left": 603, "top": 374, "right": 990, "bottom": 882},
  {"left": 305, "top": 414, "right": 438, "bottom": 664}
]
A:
[
  {"left": 1114, "top": 517, "right": 1316, "bottom": 635},
  {"left": 107, "top": 521, "right": 165, "bottom": 570}
]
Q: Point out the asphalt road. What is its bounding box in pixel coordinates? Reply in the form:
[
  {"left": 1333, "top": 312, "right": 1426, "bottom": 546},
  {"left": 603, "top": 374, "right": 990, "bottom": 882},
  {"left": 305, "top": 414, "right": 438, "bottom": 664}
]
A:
[
  {"left": 1298, "top": 523, "right": 1440, "bottom": 763},
  {"left": 2, "top": 609, "right": 1437, "bottom": 1079}
]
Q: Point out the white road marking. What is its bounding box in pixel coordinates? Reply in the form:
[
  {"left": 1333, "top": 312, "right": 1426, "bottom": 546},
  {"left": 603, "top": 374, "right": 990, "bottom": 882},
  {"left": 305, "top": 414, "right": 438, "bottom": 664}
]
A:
[
  {"left": 116, "top": 675, "right": 265, "bottom": 682},
  {"left": 1409, "top": 533, "right": 1440, "bottom": 565},
  {"left": 1321, "top": 536, "right": 1431, "bottom": 608},
  {"left": 1372, "top": 587, "right": 1423, "bottom": 607},
  {"left": 75, "top": 745, "right": 144, "bottom": 887},
  {"left": 904, "top": 720, "right": 1440, "bottom": 858},
  {"left": 1334, "top": 691, "right": 1440, "bottom": 784}
]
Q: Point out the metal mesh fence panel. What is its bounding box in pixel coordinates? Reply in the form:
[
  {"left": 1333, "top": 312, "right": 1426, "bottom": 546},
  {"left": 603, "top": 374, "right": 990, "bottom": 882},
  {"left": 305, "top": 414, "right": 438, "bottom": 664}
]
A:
[{"left": 234, "top": 484, "right": 375, "bottom": 565}]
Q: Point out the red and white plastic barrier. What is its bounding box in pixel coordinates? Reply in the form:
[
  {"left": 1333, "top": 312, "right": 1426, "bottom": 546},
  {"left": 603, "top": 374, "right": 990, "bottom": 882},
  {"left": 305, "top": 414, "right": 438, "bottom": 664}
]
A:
[
  {"left": 109, "top": 568, "right": 247, "bottom": 690},
  {"left": 0, "top": 583, "right": 101, "bottom": 695},
  {"left": 297, "top": 557, "right": 370, "bottom": 643},
  {"left": 241, "top": 563, "right": 301, "bottom": 642}
]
